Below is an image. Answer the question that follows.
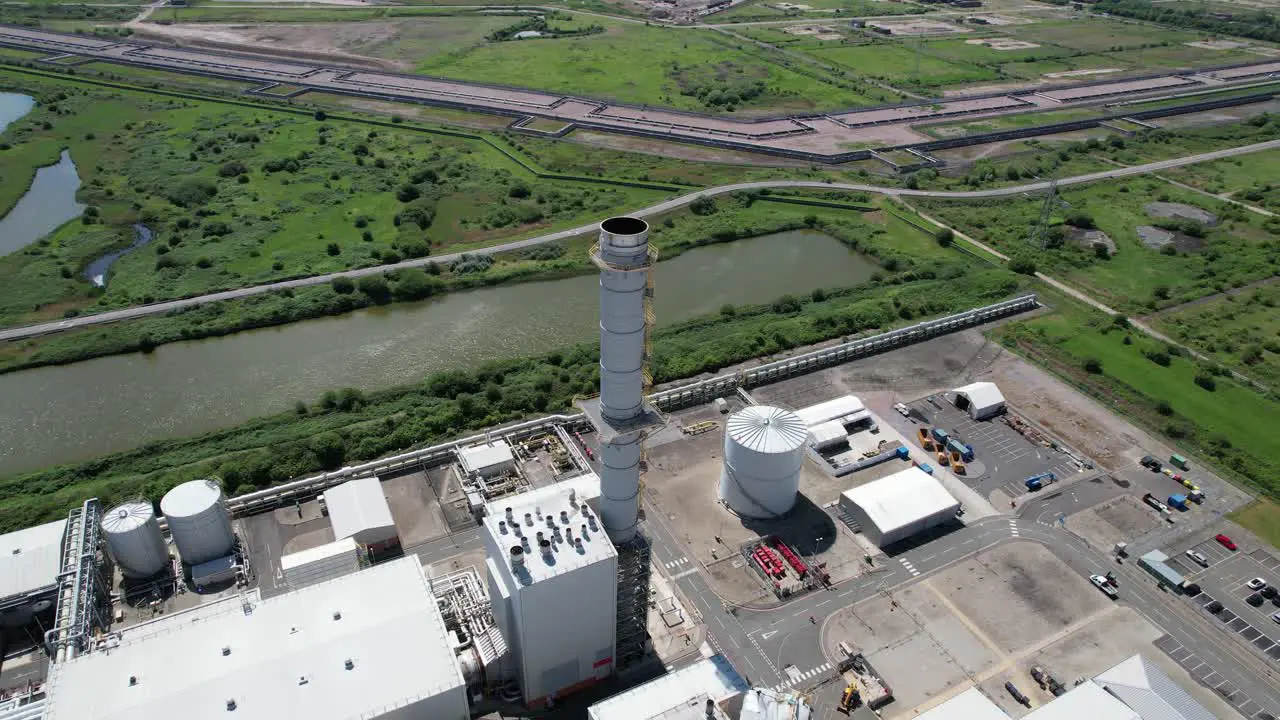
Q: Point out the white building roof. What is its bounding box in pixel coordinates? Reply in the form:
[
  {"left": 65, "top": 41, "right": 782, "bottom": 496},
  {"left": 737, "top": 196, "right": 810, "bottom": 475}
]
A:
[
  {"left": 323, "top": 477, "right": 395, "bottom": 541},
  {"left": 794, "top": 395, "right": 864, "bottom": 428},
  {"left": 953, "top": 382, "right": 1005, "bottom": 412},
  {"left": 841, "top": 467, "right": 959, "bottom": 535},
  {"left": 915, "top": 688, "right": 1009, "bottom": 720},
  {"left": 1093, "top": 655, "right": 1217, "bottom": 720},
  {"left": 280, "top": 538, "right": 359, "bottom": 571},
  {"left": 0, "top": 519, "right": 67, "bottom": 601},
  {"left": 483, "top": 472, "right": 601, "bottom": 519},
  {"left": 43, "top": 556, "right": 463, "bottom": 720},
  {"left": 459, "top": 440, "right": 515, "bottom": 474},
  {"left": 1024, "top": 682, "right": 1139, "bottom": 720},
  {"left": 483, "top": 476, "right": 614, "bottom": 586},
  {"left": 808, "top": 421, "right": 847, "bottom": 448},
  {"left": 588, "top": 656, "right": 747, "bottom": 720}
]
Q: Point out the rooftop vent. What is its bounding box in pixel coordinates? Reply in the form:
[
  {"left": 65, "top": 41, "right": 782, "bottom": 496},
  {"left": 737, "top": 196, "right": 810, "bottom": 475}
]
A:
[
  {"left": 345, "top": 659, "right": 355, "bottom": 670},
  {"left": 498, "top": 520, "right": 507, "bottom": 534},
  {"left": 510, "top": 545, "right": 525, "bottom": 568},
  {"left": 560, "top": 510, "right": 569, "bottom": 524},
  {"left": 128, "top": 676, "right": 138, "bottom": 687},
  {"left": 221, "top": 646, "right": 231, "bottom": 656},
  {"left": 332, "top": 611, "right": 342, "bottom": 621},
  {"left": 298, "top": 676, "right": 309, "bottom": 686},
  {"left": 524, "top": 512, "right": 533, "bottom": 527},
  {"left": 226, "top": 699, "right": 237, "bottom": 712}
]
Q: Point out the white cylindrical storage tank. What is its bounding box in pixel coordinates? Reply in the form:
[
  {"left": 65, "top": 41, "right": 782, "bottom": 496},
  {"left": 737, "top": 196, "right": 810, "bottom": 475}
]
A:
[
  {"left": 161, "top": 479, "right": 235, "bottom": 566},
  {"left": 102, "top": 501, "right": 170, "bottom": 578},
  {"left": 719, "top": 405, "right": 807, "bottom": 518}
]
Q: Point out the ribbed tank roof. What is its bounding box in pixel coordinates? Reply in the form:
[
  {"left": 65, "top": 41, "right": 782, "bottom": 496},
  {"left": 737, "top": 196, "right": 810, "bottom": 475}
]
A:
[
  {"left": 726, "top": 405, "right": 808, "bottom": 454},
  {"left": 102, "top": 501, "right": 154, "bottom": 533}
]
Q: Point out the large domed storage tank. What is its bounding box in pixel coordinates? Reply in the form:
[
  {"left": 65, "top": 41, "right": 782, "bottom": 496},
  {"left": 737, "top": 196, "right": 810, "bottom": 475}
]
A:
[
  {"left": 161, "top": 480, "right": 235, "bottom": 566},
  {"left": 102, "top": 501, "right": 170, "bottom": 578},
  {"left": 719, "top": 405, "right": 807, "bottom": 518}
]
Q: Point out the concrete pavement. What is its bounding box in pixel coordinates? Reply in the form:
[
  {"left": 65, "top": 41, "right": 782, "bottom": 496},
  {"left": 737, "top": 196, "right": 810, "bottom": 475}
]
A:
[{"left": 5, "top": 137, "right": 1280, "bottom": 345}]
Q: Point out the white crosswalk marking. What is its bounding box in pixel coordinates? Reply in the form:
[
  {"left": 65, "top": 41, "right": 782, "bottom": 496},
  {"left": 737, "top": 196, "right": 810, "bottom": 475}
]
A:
[
  {"left": 772, "top": 663, "right": 832, "bottom": 690},
  {"left": 899, "top": 558, "right": 920, "bottom": 577},
  {"left": 1008, "top": 519, "right": 1020, "bottom": 538},
  {"left": 665, "top": 557, "right": 688, "bottom": 569}
]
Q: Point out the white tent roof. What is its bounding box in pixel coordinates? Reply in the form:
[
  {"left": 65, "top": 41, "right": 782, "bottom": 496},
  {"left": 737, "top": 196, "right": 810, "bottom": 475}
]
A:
[
  {"left": 794, "top": 396, "right": 864, "bottom": 428},
  {"left": 1025, "top": 682, "right": 1139, "bottom": 720},
  {"left": 588, "top": 655, "right": 747, "bottom": 720},
  {"left": 841, "top": 467, "right": 959, "bottom": 535},
  {"left": 915, "top": 688, "right": 1008, "bottom": 720},
  {"left": 1093, "top": 655, "right": 1217, "bottom": 720},
  {"left": 739, "top": 687, "right": 812, "bottom": 720},
  {"left": 43, "top": 556, "right": 464, "bottom": 720},
  {"left": 808, "top": 421, "right": 846, "bottom": 447},
  {"left": 952, "top": 382, "right": 1005, "bottom": 412},
  {"left": 323, "top": 477, "right": 395, "bottom": 542},
  {"left": 0, "top": 519, "right": 67, "bottom": 600}
]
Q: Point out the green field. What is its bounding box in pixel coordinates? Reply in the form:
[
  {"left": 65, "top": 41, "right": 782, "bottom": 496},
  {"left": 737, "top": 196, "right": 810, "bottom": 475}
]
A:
[
  {"left": 1229, "top": 498, "right": 1280, "bottom": 549},
  {"left": 1161, "top": 148, "right": 1280, "bottom": 207},
  {"left": 997, "top": 300, "right": 1280, "bottom": 496},
  {"left": 916, "top": 174, "right": 1280, "bottom": 314},
  {"left": 1154, "top": 282, "right": 1280, "bottom": 388},
  {"left": 0, "top": 70, "right": 670, "bottom": 328},
  {"left": 807, "top": 42, "right": 999, "bottom": 88},
  {"left": 1007, "top": 18, "right": 1207, "bottom": 53},
  {"left": 1098, "top": 43, "right": 1261, "bottom": 69},
  {"left": 924, "top": 36, "right": 1076, "bottom": 64},
  {"left": 152, "top": 5, "right": 468, "bottom": 23},
  {"left": 417, "top": 21, "right": 888, "bottom": 112}
]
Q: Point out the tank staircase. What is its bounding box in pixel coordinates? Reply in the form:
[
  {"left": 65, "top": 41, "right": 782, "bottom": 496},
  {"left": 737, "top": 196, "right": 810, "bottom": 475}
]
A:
[
  {"left": 46, "top": 498, "right": 108, "bottom": 661},
  {"left": 833, "top": 505, "right": 861, "bottom": 534}
]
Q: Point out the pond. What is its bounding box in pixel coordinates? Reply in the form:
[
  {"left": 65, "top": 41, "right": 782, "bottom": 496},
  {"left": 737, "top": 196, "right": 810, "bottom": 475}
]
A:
[
  {"left": 0, "top": 149, "right": 86, "bottom": 256},
  {"left": 0, "top": 229, "right": 878, "bottom": 473},
  {"left": 0, "top": 92, "right": 34, "bottom": 134}
]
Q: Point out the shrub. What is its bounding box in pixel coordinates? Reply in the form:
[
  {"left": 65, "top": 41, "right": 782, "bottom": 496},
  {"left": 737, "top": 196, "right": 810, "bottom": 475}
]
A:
[
  {"left": 218, "top": 161, "right": 247, "bottom": 178},
  {"left": 508, "top": 181, "right": 531, "bottom": 199},
  {"left": 1155, "top": 400, "right": 1173, "bottom": 416},
  {"left": 396, "top": 184, "right": 421, "bottom": 202},
  {"left": 934, "top": 228, "right": 954, "bottom": 247},
  {"left": 1083, "top": 357, "right": 1103, "bottom": 374},
  {"left": 1193, "top": 373, "right": 1216, "bottom": 391},
  {"left": 399, "top": 239, "right": 430, "bottom": 259},
  {"left": 690, "top": 196, "right": 718, "bottom": 216},
  {"left": 330, "top": 276, "right": 355, "bottom": 294},
  {"left": 357, "top": 274, "right": 391, "bottom": 302},
  {"left": 326, "top": 242, "right": 341, "bottom": 256},
  {"left": 166, "top": 179, "right": 217, "bottom": 208},
  {"left": 314, "top": 110, "right": 327, "bottom": 121},
  {"left": 1066, "top": 211, "right": 1095, "bottom": 229},
  {"left": 195, "top": 257, "right": 213, "bottom": 269},
  {"left": 1008, "top": 258, "right": 1037, "bottom": 275},
  {"left": 202, "top": 221, "right": 231, "bottom": 238}
]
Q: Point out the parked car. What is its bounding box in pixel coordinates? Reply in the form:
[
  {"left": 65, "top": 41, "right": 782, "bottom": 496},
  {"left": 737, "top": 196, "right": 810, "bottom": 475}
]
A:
[
  {"left": 1182, "top": 582, "right": 1201, "bottom": 597},
  {"left": 893, "top": 402, "right": 911, "bottom": 418},
  {"left": 1216, "top": 534, "right": 1238, "bottom": 551},
  {"left": 1262, "top": 586, "right": 1278, "bottom": 600},
  {"left": 1247, "top": 593, "right": 1265, "bottom": 607},
  {"left": 1247, "top": 577, "right": 1267, "bottom": 591},
  {"left": 1185, "top": 550, "right": 1209, "bottom": 567},
  {"left": 1140, "top": 455, "right": 1162, "bottom": 471},
  {"left": 1206, "top": 600, "right": 1225, "bottom": 614},
  {"left": 1091, "top": 574, "right": 1119, "bottom": 599},
  {"left": 1272, "top": 612, "right": 1280, "bottom": 625}
]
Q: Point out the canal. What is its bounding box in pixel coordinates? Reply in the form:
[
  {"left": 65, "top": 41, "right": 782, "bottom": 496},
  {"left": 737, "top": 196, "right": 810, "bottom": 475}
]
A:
[{"left": 0, "top": 230, "right": 877, "bottom": 473}]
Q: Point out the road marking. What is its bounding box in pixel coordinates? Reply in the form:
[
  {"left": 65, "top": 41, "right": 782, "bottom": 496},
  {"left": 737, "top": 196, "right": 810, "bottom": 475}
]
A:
[
  {"left": 665, "top": 557, "right": 689, "bottom": 570},
  {"left": 815, "top": 599, "right": 831, "bottom": 607},
  {"left": 899, "top": 558, "right": 920, "bottom": 577},
  {"left": 772, "top": 662, "right": 833, "bottom": 690},
  {"left": 760, "top": 630, "right": 778, "bottom": 640},
  {"left": 672, "top": 568, "right": 699, "bottom": 580}
]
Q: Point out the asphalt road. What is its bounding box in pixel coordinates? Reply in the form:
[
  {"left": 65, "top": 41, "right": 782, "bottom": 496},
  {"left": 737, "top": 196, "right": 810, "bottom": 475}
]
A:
[
  {"left": 411, "top": 486, "right": 1280, "bottom": 716},
  {"left": 5, "top": 138, "right": 1279, "bottom": 345}
]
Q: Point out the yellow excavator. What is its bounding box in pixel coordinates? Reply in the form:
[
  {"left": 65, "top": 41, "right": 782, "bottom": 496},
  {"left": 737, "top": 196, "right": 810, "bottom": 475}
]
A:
[{"left": 838, "top": 681, "right": 861, "bottom": 714}]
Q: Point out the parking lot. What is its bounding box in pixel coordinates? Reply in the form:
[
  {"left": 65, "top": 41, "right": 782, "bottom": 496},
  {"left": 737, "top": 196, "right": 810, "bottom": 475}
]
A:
[
  {"left": 1165, "top": 537, "right": 1280, "bottom": 664},
  {"left": 1154, "top": 634, "right": 1277, "bottom": 720},
  {"left": 904, "top": 396, "right": 1078, "bottom": 501}
]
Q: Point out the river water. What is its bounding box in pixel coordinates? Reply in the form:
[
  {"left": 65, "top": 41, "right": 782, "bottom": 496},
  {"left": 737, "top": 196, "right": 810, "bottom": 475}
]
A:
[
  {"left": 0, "top": 92, "right": 34, "bottom": 134},
  {"left": 0, "top": 149, "right": 86, "bottom": 256},
  {"left": 85, "top": 225, "right": 155, "bottom": 287},
  {"left": 0, "top": 230, "right": 875, "bottom": 473}
]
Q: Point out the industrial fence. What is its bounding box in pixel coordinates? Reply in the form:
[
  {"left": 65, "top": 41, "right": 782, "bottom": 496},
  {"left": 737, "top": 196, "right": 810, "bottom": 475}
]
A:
[{"left": 218, "top": 295, "right": 1037, "bottom": 516}]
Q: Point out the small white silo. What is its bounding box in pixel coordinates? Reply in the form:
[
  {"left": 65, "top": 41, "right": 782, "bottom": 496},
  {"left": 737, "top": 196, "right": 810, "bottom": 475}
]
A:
[
  {"left": 719, "top": 405, "right": 808, "bottom": 518},
  {"left": 102, "top": 500, "right": 170, "bottom": 578},
  {"left": 160, "top": 479, "right": 235, "bottom": 566}
]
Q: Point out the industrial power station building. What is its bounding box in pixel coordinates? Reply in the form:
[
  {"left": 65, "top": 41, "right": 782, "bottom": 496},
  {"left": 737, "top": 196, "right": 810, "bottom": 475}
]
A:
[
  {"left": 41, "top": 556, "right": 468, "bottom": 720},
  {"left": 839, "top": 467, "right": 960, "bottom": 546},
  {"left": 483, "top": 477, "right": 618, "bottom": 706}
]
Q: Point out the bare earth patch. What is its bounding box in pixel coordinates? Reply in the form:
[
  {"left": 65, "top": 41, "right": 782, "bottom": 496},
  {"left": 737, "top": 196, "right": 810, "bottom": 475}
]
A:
[{"left": 965, "top": 38, "right": 1040, "bottom": 50}]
